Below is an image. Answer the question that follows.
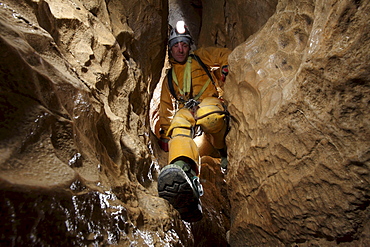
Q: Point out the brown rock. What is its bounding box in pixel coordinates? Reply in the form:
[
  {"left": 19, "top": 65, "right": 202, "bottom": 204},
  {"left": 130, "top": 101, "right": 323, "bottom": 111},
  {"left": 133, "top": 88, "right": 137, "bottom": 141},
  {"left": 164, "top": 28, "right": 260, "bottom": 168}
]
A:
[
  {"left": 1, "top": 0, "right": 369, "bottom": 246},
  {"left": 0, "top": 0, "right": 189, "bottom": 246},
  {"left": 225, "top": 0, "right": 370, "bottom": 246}
]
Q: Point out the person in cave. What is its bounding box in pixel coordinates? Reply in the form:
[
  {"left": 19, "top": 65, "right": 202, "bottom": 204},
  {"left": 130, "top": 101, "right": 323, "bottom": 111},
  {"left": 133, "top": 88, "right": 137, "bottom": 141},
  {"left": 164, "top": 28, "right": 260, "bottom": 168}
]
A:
[{"left": 157, "top": 21, "right": 231, "bottom": 222}]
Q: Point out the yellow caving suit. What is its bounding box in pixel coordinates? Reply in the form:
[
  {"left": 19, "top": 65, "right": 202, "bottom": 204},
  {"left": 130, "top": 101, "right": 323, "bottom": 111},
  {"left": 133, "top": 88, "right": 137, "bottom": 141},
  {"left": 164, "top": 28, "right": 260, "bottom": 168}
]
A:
[{"left": 159, "top": 47, "right": 231, "bottom": 175}]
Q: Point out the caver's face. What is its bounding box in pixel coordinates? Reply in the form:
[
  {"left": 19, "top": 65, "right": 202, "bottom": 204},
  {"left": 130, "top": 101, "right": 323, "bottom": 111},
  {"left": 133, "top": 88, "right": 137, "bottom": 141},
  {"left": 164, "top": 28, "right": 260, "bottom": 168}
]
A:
[{"left": 171, "top": 42, "right": 190, "bottom": 63}]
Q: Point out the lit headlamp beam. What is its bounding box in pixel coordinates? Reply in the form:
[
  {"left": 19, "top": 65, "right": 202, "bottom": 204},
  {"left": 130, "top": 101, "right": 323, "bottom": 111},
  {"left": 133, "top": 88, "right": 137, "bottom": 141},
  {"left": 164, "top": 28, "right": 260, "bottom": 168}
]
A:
[{"left": 176, "top": 21, "right": 186, "bottom": 34}]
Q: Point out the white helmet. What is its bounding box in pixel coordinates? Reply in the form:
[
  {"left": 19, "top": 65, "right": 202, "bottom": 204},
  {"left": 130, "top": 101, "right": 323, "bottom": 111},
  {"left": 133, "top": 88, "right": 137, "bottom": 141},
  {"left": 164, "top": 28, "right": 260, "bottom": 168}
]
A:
[{"left": 168, "top": 21, "right": 193, "bottom": 48}]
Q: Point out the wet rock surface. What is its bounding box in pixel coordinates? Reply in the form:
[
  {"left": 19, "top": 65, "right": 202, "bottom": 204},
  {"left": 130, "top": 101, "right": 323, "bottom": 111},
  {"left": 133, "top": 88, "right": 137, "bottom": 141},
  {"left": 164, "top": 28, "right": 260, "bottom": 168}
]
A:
[{"left": 0, "top": 0, "right": 191, "bottom": 246}]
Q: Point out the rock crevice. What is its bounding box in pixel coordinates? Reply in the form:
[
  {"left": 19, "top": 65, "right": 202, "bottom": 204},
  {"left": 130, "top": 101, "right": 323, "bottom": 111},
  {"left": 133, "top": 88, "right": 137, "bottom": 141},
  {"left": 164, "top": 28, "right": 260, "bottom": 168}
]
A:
[{"left": 1, "top": 0, "right": 369, "bottom": 246}]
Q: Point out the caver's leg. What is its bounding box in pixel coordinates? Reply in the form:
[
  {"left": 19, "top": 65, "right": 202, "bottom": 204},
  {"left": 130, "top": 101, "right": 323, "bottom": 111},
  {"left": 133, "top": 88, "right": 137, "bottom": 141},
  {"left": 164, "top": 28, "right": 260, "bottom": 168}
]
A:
[
  {"left": 196, "top": 97, "right": 229, "bottom": 169},
  {"left": 157, "top": 108, "right": 203, "bottom": 222}
]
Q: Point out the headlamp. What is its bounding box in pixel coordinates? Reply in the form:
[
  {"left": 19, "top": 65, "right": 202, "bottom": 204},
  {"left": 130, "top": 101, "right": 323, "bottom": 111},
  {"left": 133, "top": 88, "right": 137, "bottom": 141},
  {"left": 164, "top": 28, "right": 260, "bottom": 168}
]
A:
[
  {"left": 176, "top": 21, "right": 186, "bottom": 34},
  {"left": 168, "top": 21, "right": 193, "bottom": 48}
]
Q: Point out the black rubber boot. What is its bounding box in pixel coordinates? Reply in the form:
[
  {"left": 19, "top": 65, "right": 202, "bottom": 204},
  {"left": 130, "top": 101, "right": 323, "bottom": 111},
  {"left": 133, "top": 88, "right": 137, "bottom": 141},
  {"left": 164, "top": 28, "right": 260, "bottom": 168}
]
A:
[{"left": 157, "top": 161, "right": 203, "bottom": 222}]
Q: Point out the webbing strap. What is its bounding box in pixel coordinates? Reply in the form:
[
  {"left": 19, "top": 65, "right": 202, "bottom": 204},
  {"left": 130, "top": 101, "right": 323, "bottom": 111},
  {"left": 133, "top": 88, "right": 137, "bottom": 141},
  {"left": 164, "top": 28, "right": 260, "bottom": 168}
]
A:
[
  {"left": 167, "top": 69, "right": 178, "bottom": 100},
  {"left": 172, "top": 56, "right": 192, "bottom": 96},
  {"left": 193, "top": 78, "right": 211, "bottom": 100},
  {"left": 167, "top": 54, "right": 215, "bottom": 102},
  {"left": 190, "top": 54, "right": 215, "bottom": 86}
]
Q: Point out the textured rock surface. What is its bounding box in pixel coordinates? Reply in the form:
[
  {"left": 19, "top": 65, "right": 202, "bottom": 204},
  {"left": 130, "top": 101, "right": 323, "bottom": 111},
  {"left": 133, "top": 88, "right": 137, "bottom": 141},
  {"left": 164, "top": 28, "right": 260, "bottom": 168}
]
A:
[
  {"left": 225, "top": 0, "right": 370, "bottom": 246},
  {"left": 169, "top": 0, "right": 278, "bottom": 49},
  {"left": 198, "top": 0, "right": 278, "bottom": 48},
  {"left": 0, "top": 0, "right": 194, "bottom": 246},
  {"left": 168, "top": 0, "right": 202, "bottom": 47},
  {"left": 1, "top": 0, "right": 369, "bottom": 246}
]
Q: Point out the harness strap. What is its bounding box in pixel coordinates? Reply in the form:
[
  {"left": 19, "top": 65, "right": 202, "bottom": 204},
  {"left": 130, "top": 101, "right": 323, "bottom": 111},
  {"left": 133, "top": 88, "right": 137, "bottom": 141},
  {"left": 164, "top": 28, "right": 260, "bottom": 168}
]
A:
[
  {"left": 193, "top": 78, "right": 211, "bottom": 100},
  {"left": 167, "top": 54, "right": 215, "bottom": 103},
  {"left": 195, "top": 110, "right": 230, "bottom": 121},
  {"left": 190, "top": 54, "right": 215, "bottom": 86},
  {"left": 167, "top": 69, "right": 178, "bottom": 101},
  {"left": 190, "top": 54, "right": 215, "bottom": 100},
  {"left": 172, "top": 56, "right": 192, "bottom": 96}
]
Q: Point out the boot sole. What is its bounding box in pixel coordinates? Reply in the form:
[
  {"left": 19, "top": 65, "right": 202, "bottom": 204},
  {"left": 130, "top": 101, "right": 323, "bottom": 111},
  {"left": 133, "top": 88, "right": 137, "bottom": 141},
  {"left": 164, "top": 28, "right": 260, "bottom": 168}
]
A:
[{"left": 158, "top": 165, "right": 203, "bottom": 222}]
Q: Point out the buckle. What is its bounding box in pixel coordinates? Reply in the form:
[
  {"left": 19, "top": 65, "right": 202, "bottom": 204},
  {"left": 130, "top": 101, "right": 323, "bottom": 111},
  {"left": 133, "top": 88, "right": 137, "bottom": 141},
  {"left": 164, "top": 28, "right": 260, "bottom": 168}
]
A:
[
  {"left": 192, "top": 176, "right": 204, "bottom": 197},
  {"left": 184, "top": 99, "right": 200, "bottom": 110}
]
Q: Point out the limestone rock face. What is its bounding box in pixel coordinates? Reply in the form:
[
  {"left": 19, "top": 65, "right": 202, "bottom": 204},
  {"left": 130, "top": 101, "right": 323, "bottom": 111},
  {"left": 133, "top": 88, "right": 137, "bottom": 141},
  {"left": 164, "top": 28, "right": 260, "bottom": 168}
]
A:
[
  {"left": 169, "top": 0, "right": 278, "bottom": 49},
  {"left": 0, "top": 0, "right": 193, "bottom": 246},
  {"left": 168, "top": 0, "right": 202, "bottom": 47},
  {"left": 225, "top": 0, "right": 370, "bottom": 246},
  {"left": 1, "top": 0, "right": 369, "bottom": 246},
  {"left": 198, "top": 0, "right": 278, "bottom": 48}
]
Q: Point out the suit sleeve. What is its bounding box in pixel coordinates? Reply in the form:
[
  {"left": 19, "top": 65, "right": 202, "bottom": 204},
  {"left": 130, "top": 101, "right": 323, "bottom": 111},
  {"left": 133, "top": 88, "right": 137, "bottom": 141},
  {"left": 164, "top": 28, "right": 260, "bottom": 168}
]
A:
[
  {"left": 194, "top": 47, "right": 231, "bottom": 68},
  {"left": 159, "top": 76, "right": 174, "bottom": 138}
]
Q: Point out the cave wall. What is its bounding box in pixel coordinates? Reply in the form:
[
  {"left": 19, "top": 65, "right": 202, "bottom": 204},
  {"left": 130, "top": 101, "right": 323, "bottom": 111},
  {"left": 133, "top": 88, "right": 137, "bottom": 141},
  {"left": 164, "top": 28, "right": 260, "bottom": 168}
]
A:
[
  {"left": 0, "top": 0, "right": 195, "bottom": 246},
  {"left": 169, "top": 0, "right": 278, "bottom": 50},
  {"left": 198, "top": 0, "right": 279, "bottom": 49},
  {"left": 225, "top": 0, "right": 370, "bottom": 246},
  {"left": 168, "top": 0, "right": 202, "bottom": 47},
  {"left": 1, "top": 0, "right": 369, "bottom": 246}
]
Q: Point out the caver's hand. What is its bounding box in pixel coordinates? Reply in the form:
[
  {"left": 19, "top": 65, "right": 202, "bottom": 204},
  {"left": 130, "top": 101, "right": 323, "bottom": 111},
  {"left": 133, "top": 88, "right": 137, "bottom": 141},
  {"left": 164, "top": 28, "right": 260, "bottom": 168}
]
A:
[
  {"left": 221, "top": 65, "right": 229, "bottom": 82},
  {"left": 158, "top": 129, "right": 169, "bottom": 152},
  {"left": 158, "top": 138, "right": 169, "bottom": 152}
]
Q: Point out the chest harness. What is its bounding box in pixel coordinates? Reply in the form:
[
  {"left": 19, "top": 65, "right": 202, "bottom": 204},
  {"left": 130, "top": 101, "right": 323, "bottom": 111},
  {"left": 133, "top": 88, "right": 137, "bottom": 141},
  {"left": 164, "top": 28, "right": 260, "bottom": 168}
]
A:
[
  {"left": 167, "top": 54, "right": 215, "bottom": 109},
  {"left": 167, "top": 54, "right": 230, "bottom": 138}
]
